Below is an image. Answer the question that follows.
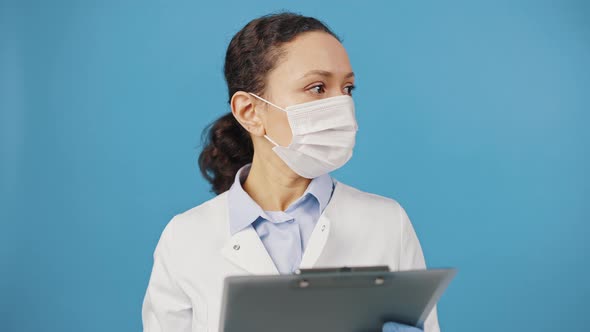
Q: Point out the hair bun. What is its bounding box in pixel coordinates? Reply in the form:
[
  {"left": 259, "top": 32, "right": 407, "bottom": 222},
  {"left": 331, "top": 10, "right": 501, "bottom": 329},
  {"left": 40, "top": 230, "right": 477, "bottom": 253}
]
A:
[{"left": 199, "top": 112, "right": 253, "bottom": 194}]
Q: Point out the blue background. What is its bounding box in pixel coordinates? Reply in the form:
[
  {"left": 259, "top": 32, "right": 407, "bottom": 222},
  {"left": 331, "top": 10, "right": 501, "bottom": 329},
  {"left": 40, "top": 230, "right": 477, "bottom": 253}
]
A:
[{"left": 1, "top": 0, "right": 588, "bottom": 331}]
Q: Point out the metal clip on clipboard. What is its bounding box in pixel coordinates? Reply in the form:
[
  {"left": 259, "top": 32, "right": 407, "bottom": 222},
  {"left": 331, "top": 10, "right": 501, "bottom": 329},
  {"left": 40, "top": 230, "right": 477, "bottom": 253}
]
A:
[{"left": 294, "top": 265, "right": 391, "bottom": 288}]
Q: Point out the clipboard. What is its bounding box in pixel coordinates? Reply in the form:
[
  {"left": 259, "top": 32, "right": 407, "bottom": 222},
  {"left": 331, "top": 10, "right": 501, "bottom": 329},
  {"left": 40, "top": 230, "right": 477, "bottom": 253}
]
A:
[{"left": 219, "top": 266, "right": 456, "bottom": 332}]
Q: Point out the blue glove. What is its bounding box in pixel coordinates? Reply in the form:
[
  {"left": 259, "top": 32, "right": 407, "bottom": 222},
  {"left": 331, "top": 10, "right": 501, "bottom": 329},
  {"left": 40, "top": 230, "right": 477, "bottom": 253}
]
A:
[{"left": 382, "top": 321, "right": 423, "bottom": 332}]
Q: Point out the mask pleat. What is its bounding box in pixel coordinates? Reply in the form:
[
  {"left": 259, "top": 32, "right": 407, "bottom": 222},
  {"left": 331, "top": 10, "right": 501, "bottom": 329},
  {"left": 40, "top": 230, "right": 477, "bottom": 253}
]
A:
[
  {"left": 291, "top": 129, "right": 356, "bottom": 148},
  {"left": 289, "top": 106, "right": 356, "bottom": 134}
]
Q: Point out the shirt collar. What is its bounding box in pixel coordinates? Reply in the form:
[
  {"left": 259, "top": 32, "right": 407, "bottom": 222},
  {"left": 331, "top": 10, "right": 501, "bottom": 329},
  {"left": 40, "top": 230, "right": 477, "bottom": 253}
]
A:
[
  {"left": 227, "top": 163, "right": 334, "bottom": 235},
  {"left": 303, "top": 168, "right": 334, "bottom": 214}
]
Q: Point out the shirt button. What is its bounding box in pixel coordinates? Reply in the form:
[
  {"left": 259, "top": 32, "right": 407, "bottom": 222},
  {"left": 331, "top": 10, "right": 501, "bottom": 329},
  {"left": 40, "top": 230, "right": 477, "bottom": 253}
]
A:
[
  {"left": 321, "top": 225, "right": 326, "bottom": 231},
  {"left": 233, "top": 244, "right": 240, "bottom": 250}
]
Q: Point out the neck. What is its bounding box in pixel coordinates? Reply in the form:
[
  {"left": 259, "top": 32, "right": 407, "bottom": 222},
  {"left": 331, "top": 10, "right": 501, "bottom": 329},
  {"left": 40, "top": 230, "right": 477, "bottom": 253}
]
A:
[{"left": 242, "top": 152, "right": 311, "bottom": 211}]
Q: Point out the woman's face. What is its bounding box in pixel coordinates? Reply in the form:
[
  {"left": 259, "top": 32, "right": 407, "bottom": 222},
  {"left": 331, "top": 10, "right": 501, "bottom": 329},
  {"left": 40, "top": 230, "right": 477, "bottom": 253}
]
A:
[{"left": 255, "top": 31, "right": 355, "bottom": 147}]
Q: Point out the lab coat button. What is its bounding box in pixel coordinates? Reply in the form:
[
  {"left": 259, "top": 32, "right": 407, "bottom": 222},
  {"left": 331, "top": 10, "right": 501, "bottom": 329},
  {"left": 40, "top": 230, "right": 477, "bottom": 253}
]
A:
[
  {"left": 233, "top": 244, "right": 240, "bottom": 250},
  {"left": 321, "top": 225, "right": 326, "bottom": 231}
]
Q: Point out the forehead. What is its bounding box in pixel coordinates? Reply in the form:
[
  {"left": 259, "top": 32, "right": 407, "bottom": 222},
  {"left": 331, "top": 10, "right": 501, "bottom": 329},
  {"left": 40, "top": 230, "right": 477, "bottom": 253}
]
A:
[{"left": 272, "top": 31, "right": 352, "bottom": 78}]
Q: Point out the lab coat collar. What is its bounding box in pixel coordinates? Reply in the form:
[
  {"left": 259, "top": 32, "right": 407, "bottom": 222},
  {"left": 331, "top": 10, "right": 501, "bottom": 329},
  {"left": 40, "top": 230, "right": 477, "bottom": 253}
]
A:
[
  {"left": 221, "top": 179, "right": 340, "bottom": 275},
  {"left": 226, "top": 164, "right": 264, "bottom": 235},
  {"left": 226, "top": 163, "right": 334, "bottom": 236}
]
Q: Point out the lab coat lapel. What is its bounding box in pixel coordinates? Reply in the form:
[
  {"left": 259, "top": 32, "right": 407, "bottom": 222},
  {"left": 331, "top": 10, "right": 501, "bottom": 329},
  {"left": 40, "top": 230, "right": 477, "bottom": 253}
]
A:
[
  {"left": 220, "top": 179, "right": 343, "bottom": 274},
  {"left": 299, "top": 180, "right": 341, "bottom": 269},
  {"left": 299, "top": 214, "right": 332, "bottom": 268},
  {"left": 220, "top": 225, "right": 279, "bottom": 275}
]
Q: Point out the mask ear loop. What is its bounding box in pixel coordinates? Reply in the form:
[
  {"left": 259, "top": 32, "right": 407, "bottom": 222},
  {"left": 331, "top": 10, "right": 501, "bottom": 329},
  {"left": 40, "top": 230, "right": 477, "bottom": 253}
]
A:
[
  {"left": 248, "top": 92, "right": 286, "bottom": 112},
  {"left": 263, "top": 133, "right": 280, "bottom": 147},
  {"left": 248, "top": 92, "right": 284, "bottom": 147}
]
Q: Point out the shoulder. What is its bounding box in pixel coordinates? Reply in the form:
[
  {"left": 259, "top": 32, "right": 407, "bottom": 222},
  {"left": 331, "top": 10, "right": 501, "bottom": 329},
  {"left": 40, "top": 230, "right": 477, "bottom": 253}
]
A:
[
  {"left": 328, "top": 179, "right": 410, "bottom": 233},
  {"left": 333, "top": 179, "right": 404, "bottom": 214},
  {"left": 327, "top": 180, "right": 418, "bottom": 264},
  {"left": 158, "top": 191, "right": 230, "bottom": 249},
  {"left": 173, "top": 191, "right": 229, "bottom": 225}
]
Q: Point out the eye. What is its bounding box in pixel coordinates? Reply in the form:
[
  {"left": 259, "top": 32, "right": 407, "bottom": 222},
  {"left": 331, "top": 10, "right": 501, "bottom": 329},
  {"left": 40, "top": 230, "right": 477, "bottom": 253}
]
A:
[
  {"left": 344, "top": 85, "right": 356, "bottom": 96},
  {"left": 307, "top": 83, "right": 326, "bottom": 95}
]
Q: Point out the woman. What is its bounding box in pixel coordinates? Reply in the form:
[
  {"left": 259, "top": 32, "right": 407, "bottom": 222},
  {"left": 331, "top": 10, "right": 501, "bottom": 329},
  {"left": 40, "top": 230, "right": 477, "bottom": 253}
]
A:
[{"left": 142, "top": 12, "right": 440, "bottom": 332}]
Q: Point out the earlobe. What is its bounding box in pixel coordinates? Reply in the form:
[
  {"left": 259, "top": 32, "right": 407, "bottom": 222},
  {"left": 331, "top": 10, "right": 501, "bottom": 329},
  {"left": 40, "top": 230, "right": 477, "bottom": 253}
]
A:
[{"left": 230, "top": 91, "right": 266, "bottom": 137}]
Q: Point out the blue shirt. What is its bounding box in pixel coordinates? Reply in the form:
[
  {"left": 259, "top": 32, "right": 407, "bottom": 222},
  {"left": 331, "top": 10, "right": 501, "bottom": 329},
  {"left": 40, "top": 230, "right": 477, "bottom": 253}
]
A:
[{"left": 227, "top": 163, "right": 335, "bottom": 274}]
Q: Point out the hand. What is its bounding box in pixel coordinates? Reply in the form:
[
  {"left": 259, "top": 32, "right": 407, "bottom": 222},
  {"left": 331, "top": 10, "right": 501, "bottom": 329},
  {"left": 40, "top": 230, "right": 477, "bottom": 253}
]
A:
[{"left": 382, "top": 321, "right": 423, "bottom": 332}]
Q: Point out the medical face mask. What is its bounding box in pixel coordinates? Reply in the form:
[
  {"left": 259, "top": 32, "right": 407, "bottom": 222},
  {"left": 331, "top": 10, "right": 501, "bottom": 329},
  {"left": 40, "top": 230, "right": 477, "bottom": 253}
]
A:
[{"left": 249, "top": 93, "right": 358, "bottom": 179}]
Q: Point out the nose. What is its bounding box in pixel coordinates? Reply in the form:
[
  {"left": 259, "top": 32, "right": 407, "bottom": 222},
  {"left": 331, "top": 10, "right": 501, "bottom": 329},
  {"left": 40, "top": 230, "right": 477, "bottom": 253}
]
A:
[{"left": 326, "top": 88, "right": 349, "bottom": 98}]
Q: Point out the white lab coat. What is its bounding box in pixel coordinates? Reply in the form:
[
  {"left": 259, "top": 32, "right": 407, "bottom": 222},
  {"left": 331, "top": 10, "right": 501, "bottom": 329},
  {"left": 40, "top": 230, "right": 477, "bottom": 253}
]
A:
[{"left": 142, "top": 179, "right": 441, "bottom": 332}]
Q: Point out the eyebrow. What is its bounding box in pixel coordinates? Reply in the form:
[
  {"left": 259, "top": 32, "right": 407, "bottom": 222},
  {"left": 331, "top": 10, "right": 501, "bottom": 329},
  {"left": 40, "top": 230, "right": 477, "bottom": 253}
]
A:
[{"left": 299, "top": 70, "right": 355, "bottom": 80}]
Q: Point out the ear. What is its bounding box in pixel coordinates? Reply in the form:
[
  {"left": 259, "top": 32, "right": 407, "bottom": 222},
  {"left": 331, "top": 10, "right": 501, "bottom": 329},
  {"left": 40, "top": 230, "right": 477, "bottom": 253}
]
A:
[{"left": 230, "top": 91, "right": 266, "bottom": 137}]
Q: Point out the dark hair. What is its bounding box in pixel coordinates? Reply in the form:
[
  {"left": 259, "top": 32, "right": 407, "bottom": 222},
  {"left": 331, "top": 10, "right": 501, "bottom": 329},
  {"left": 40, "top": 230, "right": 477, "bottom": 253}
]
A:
[{"left": 198, "top": 12, "right": 340, "bottom": 195}]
